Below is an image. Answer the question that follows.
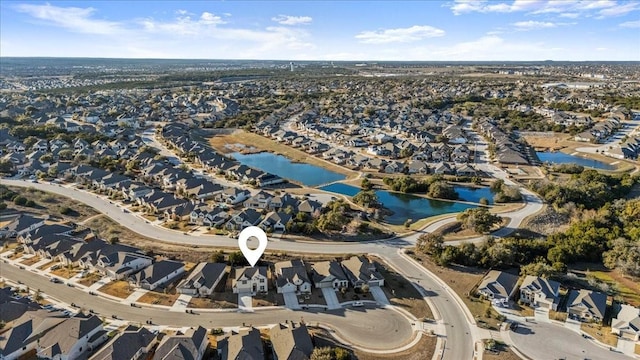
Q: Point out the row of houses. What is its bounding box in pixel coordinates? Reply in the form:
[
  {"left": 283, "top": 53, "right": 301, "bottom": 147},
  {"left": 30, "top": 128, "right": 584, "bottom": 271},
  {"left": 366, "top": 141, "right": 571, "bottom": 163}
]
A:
[
  {"left": 478, "top": 270, "right": 640, "bottom": 341},
  {"left": 604, "top": 136, "right": 640, "bottom": 160},
  {"left": 476, "top": 118, "right": 532, "bottom": 165},
  {"left": 574, "top": 117, "right": 622, "bottom": 143}
]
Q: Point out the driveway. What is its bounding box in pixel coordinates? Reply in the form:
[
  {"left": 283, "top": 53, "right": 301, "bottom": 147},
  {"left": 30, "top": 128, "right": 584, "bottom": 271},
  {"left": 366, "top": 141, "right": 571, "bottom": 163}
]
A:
[
  {"left": 238, "top": 294, "right": 253, "bottom": 312},
  {"left": 534, "top": 307, "right": 550, "bottom": 322},
  {"left": 370, "top": 285, "right": 390, "bottom": 306},
  {"left": 321, "top": 288, "right": 341, "bottom": 309},
  {"left": 283, "top": 292, "right": 300, "bottom": 310}
]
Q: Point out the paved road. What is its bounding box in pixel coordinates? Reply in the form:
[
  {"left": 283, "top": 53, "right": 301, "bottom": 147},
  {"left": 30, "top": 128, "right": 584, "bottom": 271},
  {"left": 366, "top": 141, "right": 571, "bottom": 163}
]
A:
[
  {"left": 508, "top": 320, "right": 632, "bottom": 360},
  {"left": 0, "top": 264, "right": 412, "bottom": 351},
  {"left": 1, "top": 178, "right": 544, "bottom": 360}
]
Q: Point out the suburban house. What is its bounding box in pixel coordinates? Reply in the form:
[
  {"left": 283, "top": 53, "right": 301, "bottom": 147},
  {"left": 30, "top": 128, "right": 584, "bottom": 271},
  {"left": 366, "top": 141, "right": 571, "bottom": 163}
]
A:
[
  {"left": 274, "top": 260, "right": 312, "bottom": 294},
  {"left": 232, "top": 266, "right": 268, "bottom": 294},
  {"left": 477, "top": 270, "right": 519, "bottom": 301},
  {"left": 0, "top": 310, "right": 66, "bottom": 360},
  {"left": 259, "top": 212, "right": 292, "bottom": 233},
  {"left": 611, "top": 304, "right": 640, "bottom": 341},
  {"left": 270, "top": 323, "right": 314, "bottom": 360},
  {"left": 94, "top": 251, "right": 153, "bottom": 280},
  {"left": 130, "top": 260, "right": 185, "bottom": 291},
  {"left": 226, "top": 209, "right": 262, "bottom": 231},
  {"left": 152, "top": 326, "right": 208, "bottom": 360},
  {"left": 90, "top": 325, "right": 158, "bottom": 360},
  {"left": 0, "top": 214, "right": 46, "bottom": 238},
  {"left": 217, "top": 327, "right": 264, "bottom": 360},
  {"left": 566, "top": 289, "right": 608, "bottom": 323},
  {"left": 177, "top": 262, "right": 227, "bottom": 296},
  {"left": 309, "top": 260, "right": 349, "bottom": 290},
  {"left": 519, "top": 276, "right": 561, "bottom": 311},
  {"left": 36, "top": 314, "right": 107, "bottom": 360},
  {"left": 341, "top": 256, "right": 385, "bottom": 289}
]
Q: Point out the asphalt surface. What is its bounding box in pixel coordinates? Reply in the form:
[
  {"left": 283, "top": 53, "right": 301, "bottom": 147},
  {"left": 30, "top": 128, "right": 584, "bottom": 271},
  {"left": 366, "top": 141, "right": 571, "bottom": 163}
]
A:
[
  {"left": 0, "top": 264, "right": 412, "bottom": 351},
  {"left": 509, "top": 320, "right": 632, "bottom": 360},
  {"left": 0, "top": 178, "right": 544, "bottom": 360}
]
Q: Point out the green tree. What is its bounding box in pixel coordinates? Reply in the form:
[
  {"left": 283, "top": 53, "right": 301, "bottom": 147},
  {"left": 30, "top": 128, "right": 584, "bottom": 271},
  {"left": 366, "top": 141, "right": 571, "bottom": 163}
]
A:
[
  {"left": 416, "top": 233, "right": 444, "bottom": 256},
  {"left": 353, "top": 190, "right": 378, "bottom": 208},
  {"left": 457, "top": 207, "right": 501, "bottom": 234},
  {"left": 428, "top": 181, "right": 458, "bottom": 200},
  {"left": 310, "top": 347, "right": 333, "bottom": 360},
  {"left": 210, "top": 251, "right": 225, "bottom": 263},
  {"left": 361, "top": 177, "right": 373, "bottom": 191}
]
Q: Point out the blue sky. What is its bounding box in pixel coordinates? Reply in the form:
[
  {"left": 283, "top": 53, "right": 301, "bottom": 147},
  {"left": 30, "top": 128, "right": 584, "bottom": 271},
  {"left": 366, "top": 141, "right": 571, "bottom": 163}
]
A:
[{"left": 1, "top": 0, "right": 639, "bottom": 60}]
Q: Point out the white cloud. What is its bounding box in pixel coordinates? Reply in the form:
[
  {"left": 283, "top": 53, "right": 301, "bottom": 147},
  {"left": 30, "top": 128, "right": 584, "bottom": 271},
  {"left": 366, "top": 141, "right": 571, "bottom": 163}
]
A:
[
  {"left": 200, "top": 12, "right": 225, "bottom": 25},
  {"left": 355, "top": 25, "right": 445, "bottom": 44},
  {"left": 271, "top": 15, "right": 313, "bottom": 25},
  {"left": 559, "top": 12, "right": 580, "bottom": 18},
  {"left": 619, "top": 19, "right": 640, "bottom": 28},
  {"left": 13, "top": 3, "right": 123, "bottom": 35},
  {"left": 511, "top": 20, "right": 574, "bottom": 30},
  {"left": 597, "top": 2, "right": 639, "bottom": 17}
]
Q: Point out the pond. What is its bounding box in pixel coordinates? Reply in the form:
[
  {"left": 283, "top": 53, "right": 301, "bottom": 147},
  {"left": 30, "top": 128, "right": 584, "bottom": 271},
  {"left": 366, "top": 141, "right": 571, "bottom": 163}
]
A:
[
  {"left": 536, "top": 152, "right": 616, "bottom": 170},
  {"left": 320, "top": 183, "right": 485, "bottom": 225},
  {"left": 230, "top": 152, "right": 346, "bottom": 186}
]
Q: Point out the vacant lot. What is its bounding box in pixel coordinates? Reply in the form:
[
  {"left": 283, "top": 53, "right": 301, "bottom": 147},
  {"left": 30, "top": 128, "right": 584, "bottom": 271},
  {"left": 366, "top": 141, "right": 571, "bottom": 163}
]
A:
[
  {"left": 20, "top": 255, "right": 41, "bottom": 266},
  {"left": 252, "top": 291, "right": 284, "bottom": 308},
  {"left": 208, "top": 130, "right": 357, "bottom": 177},
  {"left": 189, "top": 295, "right": 237, "bottom": 309},
  {"left": 77, "top": 272, "right": 102, "bottom": 287},
  {"left": 37, "top": 260, "right": 58, "bottom": 270},
  {"left": 138, "top": 291, "right": 180, "bottom": 307},
  {"left": 581, "top": 323, "right": 618, "bottom": 347},
  {"left": 6, "top": 186, "right": 98, "bottom": 220},
  {"left": 99, "top": 280, "right": 134, "bottom": 298}
]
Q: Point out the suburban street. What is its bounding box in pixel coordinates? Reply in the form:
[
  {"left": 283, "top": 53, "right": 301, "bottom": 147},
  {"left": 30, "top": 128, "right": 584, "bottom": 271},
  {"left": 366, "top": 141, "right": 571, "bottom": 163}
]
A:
[
  {"left": 0, "top": 177, "right": 550, "bottom": 360},
  {"left": 0, "top": 264, "right": 414, "bottom": 351},
  {"left": 508, "top": 321, "right": 631, "bottom": 360}
]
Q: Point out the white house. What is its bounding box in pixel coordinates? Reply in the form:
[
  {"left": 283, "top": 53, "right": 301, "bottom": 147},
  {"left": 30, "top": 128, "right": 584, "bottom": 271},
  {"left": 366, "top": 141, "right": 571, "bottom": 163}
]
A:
[
  {"left": 611, "top": 304, "right": 640, "bottom": 341},
  {"left": 36, "top": 315, "right": 107, "bottom": 360},
  {"left": 95, "top": 251, "right": 153, "bottom": 280},
  {"left": 309, "top": 260, "right": 349, "bottom": 290},
  {"left": 519, "top": 276, "right": 560, "bottom": 311},
  {"left": 341, "top": 255, "right": 385, "bottom": 289},
  {"left": 232, "top": 266, "right": 268, "bottom": 294},
  {"left": 177, "top": 262, "right": 227, "bottom": 296}
]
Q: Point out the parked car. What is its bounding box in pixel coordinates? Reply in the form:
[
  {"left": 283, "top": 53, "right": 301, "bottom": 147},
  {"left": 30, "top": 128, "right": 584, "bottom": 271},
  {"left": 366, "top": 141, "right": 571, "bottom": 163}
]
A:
[
  {"left": 352, "top": 301, "right": 364, "bottom": 307},
  {"left": 50, "top": 278, "right": 61, "bottom": 283}
]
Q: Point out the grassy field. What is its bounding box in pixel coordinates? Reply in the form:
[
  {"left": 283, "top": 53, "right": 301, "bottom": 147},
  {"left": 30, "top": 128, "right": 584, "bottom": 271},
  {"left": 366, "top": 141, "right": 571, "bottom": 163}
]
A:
[
  {"left": 208, "top": 130, "right": 357, "bottom": 177},
  {"left": 99, "top": 280, "right": 134, "bottom": 298},
  {"left": 568, "top": 265, "right": 640, "bottom": 307},
  {"left": 137, "top": 291, "right": 180, "bottom": 307},
  {"left": 6, "top": 186, "right": 99, "bottom": 220},
  {"left": 581, "top": 323, "right": 618, "bottom": 347}
]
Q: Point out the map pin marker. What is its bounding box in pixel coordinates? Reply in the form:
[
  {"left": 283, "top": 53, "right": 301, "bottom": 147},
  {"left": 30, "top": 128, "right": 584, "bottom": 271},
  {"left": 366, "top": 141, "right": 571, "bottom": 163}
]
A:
[{"left": 238, "top": 226, "right": 268, "bottom": 267}]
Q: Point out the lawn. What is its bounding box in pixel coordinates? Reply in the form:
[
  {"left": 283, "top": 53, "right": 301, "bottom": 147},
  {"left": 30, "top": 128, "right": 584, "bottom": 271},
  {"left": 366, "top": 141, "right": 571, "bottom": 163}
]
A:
[
  {"left": 581, "top": 323, "right": 618, "bottom": 347},
  {"left": 483, "top": 346, "right": 522, "bottom": 360},
  {"left": 77, "top": 272, "right": 102, "bottom": 287},
  {"left": 9, "top": 251, "right": 24, "bottom": 260},
  {"left": 20, "top": 255, "right": 41, "bottom": 266},
  {"left": 137, "top": 291, "right": 180, "bottom": 307},
  {"left": 98, "top": 280, "right": 134, "bottom": 299},
  {"left": 50, "top": 266, "right": 80, "bottom": 279},
  {"left": 411, "top": 254, "right": 504, "bottom": 330},
  {"left": 298, "top": 289, "right": 326, "bottom": 306}
]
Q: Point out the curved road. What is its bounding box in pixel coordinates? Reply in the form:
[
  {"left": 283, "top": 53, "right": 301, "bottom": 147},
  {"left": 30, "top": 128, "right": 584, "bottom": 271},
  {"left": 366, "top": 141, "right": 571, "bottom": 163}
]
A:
[
  {"left": 0, "top": 265, "right": 412, "bottom": 351},
  {"left": 1, "top": 178, "right": 544, "bottom": 359}
]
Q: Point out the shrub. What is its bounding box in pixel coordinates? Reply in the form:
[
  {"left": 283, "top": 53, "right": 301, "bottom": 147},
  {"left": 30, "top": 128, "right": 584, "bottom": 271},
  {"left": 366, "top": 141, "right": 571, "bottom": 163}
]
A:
[
  {"left": 60, "top": 207, "right": 73, "bottom": 215},
  {"left": 25, "top": 200, "right": 36, "bottom": 207},
  {"left": 13, "top": 196, "right": 27, "bottom": 206}
]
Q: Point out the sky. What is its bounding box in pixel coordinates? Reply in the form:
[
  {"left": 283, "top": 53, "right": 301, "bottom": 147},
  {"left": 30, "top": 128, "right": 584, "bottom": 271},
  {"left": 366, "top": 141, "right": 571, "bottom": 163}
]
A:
[{"left": 1, "top": 0, "right": 639, "bottom": 61}]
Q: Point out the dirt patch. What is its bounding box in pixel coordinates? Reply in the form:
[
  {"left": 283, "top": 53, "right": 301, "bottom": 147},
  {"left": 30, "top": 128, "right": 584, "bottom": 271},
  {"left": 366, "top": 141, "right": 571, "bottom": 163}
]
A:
[
  {"left": 523, "top": 133, "right": 572, "bottom": 152},
  {"left": 20, "top": 255, "right": 41, "bottom": 266},
  {"left": 50, "top": 266, "right": 80, "bottom": 279},
  {"left": 77, "top": 272, "right": 102, "bottom": 287},
  {"left": 189, "top": 295, "right": 237, "bottom": 309},
  {"left": 99, "top": 280, "right": 134, "bottom": 299},
  {"left": 581, "top": 323, "right": 618, "bottom": 347},
  {"left": 5, "top": 186, "right": 99, "bottom": 220},
  {"left": 37, "top": 260, "right": 57, "bottom": 270},
  {"left": 252, "top": 292, "right": 284, "bottom": 308},
  {"left": 137, "top": 291, "right": 180, "bottom": 307}
]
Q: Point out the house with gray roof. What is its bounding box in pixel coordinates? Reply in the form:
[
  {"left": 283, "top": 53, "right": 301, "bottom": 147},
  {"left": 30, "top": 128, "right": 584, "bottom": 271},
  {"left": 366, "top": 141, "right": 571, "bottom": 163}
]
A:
[
  {"left": 274, "top": 260, "right": 311, "bottom": 294},
  {"left": 270, "top": 323, "right": 313, "bottom": 360},
  {"left": 36, "top": 314, "right": 107, "bottom": 360},
  {"left": 232, "top": 266, "right": 268, "bottom": 294},
  {"left": 131, "top": 259, "right": 185, "bottom": 291},
  {"left": 519, "top": 276, "right": 560, "bottom": 311},
  {"left": 90, "top": 325, "right": 158, "bottom": 360},
  {"left": 152, "top": 326, "right": 208, "bottom": 360},
  {"left": 95, "top": 251, "right": 153, "bottom": 280},
  {"left": 309, "top": 260, "right": 349, "bottom": 290},
  {"left": 477, "top": 270, "right": 519, "bottom": 301},
  {"left": 566, "top": 289, "right": 607, "bottom": 323},
  {"left": 0, "top": 214, "right": 46, "bottom": 238},
  {"left": 341, "top": 255, "right": 384, "bottom": 289},
  {"left": 612, "top": 304, "right": 640, "bottom": 341},
  {"left": 218, "top": 327, "right": 264, "bottom": 360},
  {"left": 177, "top": 262, "right": 227, "bottom": 296},
  {"left": 0, "top": 309, "right": 66, "bottom": 360}
]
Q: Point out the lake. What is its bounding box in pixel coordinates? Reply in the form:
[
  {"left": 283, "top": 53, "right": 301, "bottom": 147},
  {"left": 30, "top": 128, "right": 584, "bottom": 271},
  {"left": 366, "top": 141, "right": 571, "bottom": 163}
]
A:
[
  {"left": 536, "top": 152, "right": 616, "bottom": 170},
  {"left": 230, "top": 152, "right": 346, "bottom": 186},
  {"left": 320, "top": 183, "right": 482, "bottom": 225}
]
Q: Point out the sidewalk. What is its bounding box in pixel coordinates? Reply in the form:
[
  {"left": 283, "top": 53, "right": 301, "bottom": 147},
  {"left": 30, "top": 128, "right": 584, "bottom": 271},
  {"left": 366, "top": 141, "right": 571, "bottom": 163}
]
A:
[{"left": 169, "top": 294, "right": 193, "bottom": 312}]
